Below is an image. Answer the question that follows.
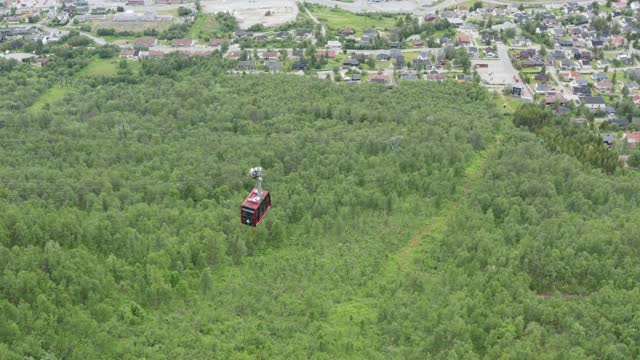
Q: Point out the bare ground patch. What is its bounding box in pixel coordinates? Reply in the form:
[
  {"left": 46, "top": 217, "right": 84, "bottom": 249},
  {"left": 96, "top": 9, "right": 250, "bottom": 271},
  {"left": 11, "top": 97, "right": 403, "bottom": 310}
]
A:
[{"left": 200, "top": 0, "right": 298, "bottom": 28}]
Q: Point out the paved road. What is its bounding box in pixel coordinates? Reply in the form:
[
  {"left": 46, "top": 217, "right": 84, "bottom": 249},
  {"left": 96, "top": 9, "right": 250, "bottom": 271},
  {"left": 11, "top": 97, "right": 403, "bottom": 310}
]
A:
[
  {"left": 549, "top": 66, "right": 570, "bottom": 95},
  {"left": 36, "top": 20, "right": 109, "bottom": 45}
]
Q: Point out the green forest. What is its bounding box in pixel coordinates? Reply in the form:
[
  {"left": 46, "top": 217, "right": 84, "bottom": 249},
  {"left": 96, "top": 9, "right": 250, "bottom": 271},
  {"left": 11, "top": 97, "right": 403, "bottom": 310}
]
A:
[{"left": 1, "top": 42, "right": 640, "bottom": 359}]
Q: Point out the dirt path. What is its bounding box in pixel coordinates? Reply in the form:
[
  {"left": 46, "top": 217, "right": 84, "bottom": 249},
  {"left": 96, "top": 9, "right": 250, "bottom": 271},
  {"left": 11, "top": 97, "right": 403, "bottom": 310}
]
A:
[{"left": 298, "top": 0, "right": 326, "bottom": 37}]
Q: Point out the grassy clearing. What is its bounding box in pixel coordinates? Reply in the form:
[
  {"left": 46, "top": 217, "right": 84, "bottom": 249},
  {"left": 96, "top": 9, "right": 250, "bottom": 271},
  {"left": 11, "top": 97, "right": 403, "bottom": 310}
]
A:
[
  {"left": 189, "top": 14, "right": 218, "bottom": 39},
  {"left": 78, "top": 57, "right": 142, "bottom": 77},
  {"left": 306, "top": 4, "right": 397, "bottom": 36},
  {"left": 29, "top": 86, "right": 70, "bottom": 112}
]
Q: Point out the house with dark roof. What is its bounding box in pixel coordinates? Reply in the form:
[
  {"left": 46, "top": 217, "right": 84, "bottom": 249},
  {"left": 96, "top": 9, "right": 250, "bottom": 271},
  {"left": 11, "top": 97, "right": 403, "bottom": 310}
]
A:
[
  {"left": 292, "top": 59, "right": 308, "bottom": 71},
  {"left": 235, "top": 30, "right": 253, "bottom": 38},
  {"left": 601, "top": 133, "right": 614, "bottom": 147},
  {"left": 236, "top": 61, "right": 256, "bottom": 71},
  {"left": 264, "top": 61, "right": 282, "bottom": 72},
  {"left": 579, "top": 96, "right": 606, "bottom": 110},
  {"left": 572, "top": 85, "right": 591, "bottom": 96},
  {"left": 343, "top": 58, "right": 360, "bottom": 67},
  {"left": 609, "top": 118, "right": 630, "bottom": 128}
]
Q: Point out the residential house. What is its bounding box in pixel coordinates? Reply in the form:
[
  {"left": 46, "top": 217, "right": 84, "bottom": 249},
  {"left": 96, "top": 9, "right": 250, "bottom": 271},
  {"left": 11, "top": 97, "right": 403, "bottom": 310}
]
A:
[
  {"left": 326, "top": 40, "right": 341, "bottom": 49},
  {"left": 559, "top": 59, "right": 575, "bottom": 70},
  {"left": 625, "top": 68, "right": 640, "bottom": 80},
  {"left": 369, "top": 74, "right": 389, "bottom": 84},
  {"left": 534, "top": 74, "right": 550, "bottom": 82},
  {"left": 225, "top": 51, "right": 241, "bottom": 60},
  {"left": 235, "top": 30, "right": 253, "bottom": 38},
  {"left": 545, "top": 93, "right": 566, "bottom": 105},
  {"left": 289, "top": 49, "right": 304, "bottom": 60},
  {"left": 601, "top": 133, "right": 614, "bottom": 148},
  {"left": 573, "top": 84, "right": 591, "bottom": 96},
  {"left": 595, "top": 80, "right": 613, "bottom": 91},
  {"left": 361, "top": 29, "right": 377, "bottom": 44},
  {"left": 592, "top": 72, "right": 608, "bottom": 81},
  {"left": 572, "top": 117, "right": 588, "bottom": 125},
  {"left": 316, "top": 50, "right": 336, "bottom": 58},
  {"left": 343, "top": 58, "right": 360, "bottom": 67},
  {"left": 448, "top": 18, "right": 464, "bottom": 27},
  {"left": 264, "top": 61, "right": 282, "bottom": 72},
  {"left": 135, "top": 38, "right": 158, "bottom": 47},
  {"left": 522, "top": 59, "right": 545, "bottom": 67},
  {"left": 172, "top": 38, "right": 194, "bottom": 47},
  {"left": 401, "top": 71, "right": 419, "bottom": 81},
  {"left": 236, "top": 61, "right": 257, "bottom": 71},
  {"left": 623, "top": 131, "right": 640, "bottom": 148},
  {"left": 119, "top": 49, "right": 140, "bottom": 59},
  {"left": 261, "top": 51, "right": 280, "bottom": 60},
  {"left": 341, "top": 28, "right": 354, "bottom": 36},
  {"left": 580, "top": 51, "right": 592, "bottom": 60},
  {"left": 209, "top": 38, "right": 230, "bottom": 47},
  {"left": 511, "top": 37, "right": 531, "bottom": 47},
  {"left": 376, "top": 53, "right": 391, "bottom": 61},
  {"left": 345, "top": 74, "right": 361, "bottom": 82},
  {"left": 457, "top": 34, "right": 471, "bottom": 45},
  {"left": 558, "top": 39, "right": 573, "bottom": 47},
  {"left": 579, "top": 96, "right": 606, "bottom": 110},
  {"left": 535, "top": 82, "right": 549, "bottom": 93},
  {"left": 296, "top": 29, "right": 313, "bottom": 38},
  {"left": 425, "top": 73, "right": 446, "bottom": 82},
  {"left": 619, "top": 81, "right": 639, "bottom": 92},
  {"left": 611, "top": 36, "right": 625, "bottom": 47},
  {"left": 609, "top": 118, "right": 630, "bottom": 128},
  {"left": 292, "top": 59, "right": 308, "bottom": 71},
  {"left": 424, "top": 13, "right": 437, "bottom": 21},
  {"left": 388, "top": 49, "right": 402, "bottom": 64},
  {"left": 394, "top": 55, "right": 405, "bottom": 69}
]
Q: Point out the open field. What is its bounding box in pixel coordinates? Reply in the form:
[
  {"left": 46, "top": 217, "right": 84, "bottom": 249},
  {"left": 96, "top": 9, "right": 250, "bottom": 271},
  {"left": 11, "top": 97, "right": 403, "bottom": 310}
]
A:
[
  {"left": 200, "top": 0, "right": 298, "bottom": 28},
  {"left": 29, "top": 86, "right": 69, "bottom": 112},
  {"left": 307, "top": 4, "right": 398, "bottom": 34},
  {"left": 77, "top": 57, "right": 142, "bottom": 76},
  {"left": 188, "top": 13, "right": 219, "bottom": 39}
]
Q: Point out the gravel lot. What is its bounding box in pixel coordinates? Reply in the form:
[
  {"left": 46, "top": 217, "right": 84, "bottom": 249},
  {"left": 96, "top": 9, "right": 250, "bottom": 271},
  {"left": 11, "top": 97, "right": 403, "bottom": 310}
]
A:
[{"left": 200, "top": 0, "right": 299, "bottom": 28}]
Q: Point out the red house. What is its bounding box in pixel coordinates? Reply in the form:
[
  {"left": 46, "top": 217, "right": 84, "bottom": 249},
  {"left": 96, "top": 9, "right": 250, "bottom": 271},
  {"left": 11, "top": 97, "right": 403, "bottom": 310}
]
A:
[
  {"left": 457, "top": 34, "right": 471, "bottom": 45},
  {"left": 316, "top": 50, "right": 336, "bottom": 58}
]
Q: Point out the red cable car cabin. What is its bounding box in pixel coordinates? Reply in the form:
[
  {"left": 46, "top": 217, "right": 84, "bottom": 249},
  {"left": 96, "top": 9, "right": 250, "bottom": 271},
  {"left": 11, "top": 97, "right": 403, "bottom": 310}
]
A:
[{"left": 240, "top": 188, "right": 271, "bottom": 227}]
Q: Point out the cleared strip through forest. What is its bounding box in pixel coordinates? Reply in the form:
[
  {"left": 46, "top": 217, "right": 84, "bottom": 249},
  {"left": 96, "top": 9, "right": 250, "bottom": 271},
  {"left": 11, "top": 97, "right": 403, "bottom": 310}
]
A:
[{"left": 324, "top": 102, "right": 511, "bottom": 350}]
